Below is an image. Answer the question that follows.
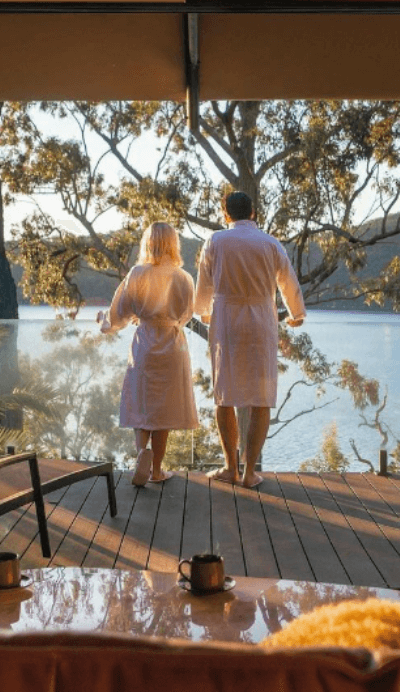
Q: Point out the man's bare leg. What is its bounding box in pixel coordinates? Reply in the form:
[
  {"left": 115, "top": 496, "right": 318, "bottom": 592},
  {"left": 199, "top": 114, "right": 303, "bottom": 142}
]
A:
[
  {"left": 150, "top": 429, "right": 170, "bottom": 481},
  {"left": 242, "top": 407, "right": 270, "bottom": 488},
  {"left": 213, "top": 405, "right": 240, "bottom": 482}
]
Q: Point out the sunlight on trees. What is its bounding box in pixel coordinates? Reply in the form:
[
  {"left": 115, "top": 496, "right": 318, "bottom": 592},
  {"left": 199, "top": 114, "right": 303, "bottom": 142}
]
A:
[{"left": 1, "top": 99, "right": 400, "bottom": 469}]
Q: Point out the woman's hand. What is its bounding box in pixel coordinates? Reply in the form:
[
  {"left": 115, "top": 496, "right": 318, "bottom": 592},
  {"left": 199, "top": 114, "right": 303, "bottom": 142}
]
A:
[
  {"left": 286, "top": 317, "right": 304, "bottom": 328},
  {"left": 96, "top": 311, "right": 105, "bottom": 324}
]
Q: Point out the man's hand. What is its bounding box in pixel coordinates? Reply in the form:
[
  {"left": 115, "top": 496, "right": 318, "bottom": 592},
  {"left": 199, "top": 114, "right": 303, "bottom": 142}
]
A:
[
  {"left": 286, "top": 317, "right": 304, "bottom": 328},
  {"left": 201, "top": 314, "right": 211, "bottom": 324}
]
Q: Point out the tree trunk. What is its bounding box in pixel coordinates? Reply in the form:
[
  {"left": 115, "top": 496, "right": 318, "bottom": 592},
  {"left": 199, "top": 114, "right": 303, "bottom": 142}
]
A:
[
  {"left": 0, "top": 180, "right": 18, "bottom": 319},
  {"left": 236, "top": 102, "right": 260, "bottom": 215},
  {"left": 0, "top": 172, "right": 22, "bottom": 437},
  {"left": 235, "top": 104, "right": 262, "bottom": 468}
]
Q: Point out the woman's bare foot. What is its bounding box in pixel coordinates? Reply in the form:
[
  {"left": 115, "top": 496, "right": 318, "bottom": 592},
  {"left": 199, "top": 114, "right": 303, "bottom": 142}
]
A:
[
  {"left": 131, "top": 449, "right": 153, "bottom": 486},
  {"left": 241, "top": 472, "right": 263, "bottom": 489}
]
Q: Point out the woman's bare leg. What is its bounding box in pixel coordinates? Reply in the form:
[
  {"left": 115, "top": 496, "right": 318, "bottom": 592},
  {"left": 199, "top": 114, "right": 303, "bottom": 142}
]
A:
[
  {"left": 135, "top": 428, "right": 151, "bottom": 454},
  {"left": 150, "top": 429, "right": 170, "bottom": 480},
  {"left": 132, "top": 429, "right": 153, "bottom": 486}
]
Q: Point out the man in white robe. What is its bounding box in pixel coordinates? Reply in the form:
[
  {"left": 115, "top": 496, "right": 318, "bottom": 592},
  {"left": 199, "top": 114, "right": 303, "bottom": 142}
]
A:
[{"left": 194, "top": 192, "right": 306, "bottom": 488}]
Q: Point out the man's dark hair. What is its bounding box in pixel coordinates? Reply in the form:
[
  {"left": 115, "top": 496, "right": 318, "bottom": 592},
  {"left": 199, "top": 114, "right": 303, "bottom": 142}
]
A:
[{"left": 223, "top": 191, "right": 253, "bottom": 221}]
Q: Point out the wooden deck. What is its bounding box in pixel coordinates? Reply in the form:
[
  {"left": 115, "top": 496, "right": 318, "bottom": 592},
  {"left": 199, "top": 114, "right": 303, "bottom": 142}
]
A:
[{"left": 2, "top": 470, "right": 400, "bottom": 589}]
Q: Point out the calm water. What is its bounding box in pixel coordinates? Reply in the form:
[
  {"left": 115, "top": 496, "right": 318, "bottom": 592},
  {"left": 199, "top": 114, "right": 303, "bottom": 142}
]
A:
[{"left": 11, "top": 306, "right": 400, "bottom": 472}]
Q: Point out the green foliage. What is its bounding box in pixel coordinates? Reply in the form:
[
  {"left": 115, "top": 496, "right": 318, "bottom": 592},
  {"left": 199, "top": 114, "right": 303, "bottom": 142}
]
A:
[
  {"left": 335, "top": 360, "right": 379, "bottom": 410},
  {"left": 299, "top": 421, "right": 350, "bottom": 473},
  {"left": 3, "top": 99, "right": 400, "bottom": 313},
  {"left": 0, "top": 372, "right": 63, "bottom": 454}
]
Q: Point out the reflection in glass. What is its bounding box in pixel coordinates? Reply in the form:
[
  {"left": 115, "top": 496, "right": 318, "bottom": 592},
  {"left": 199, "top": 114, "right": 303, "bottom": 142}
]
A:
[
  {"left": 5, "top": 567, "right": 399, "bottom": 644},
  {"left": 0, "top": 318, "right": 219, "bottom": 470}
]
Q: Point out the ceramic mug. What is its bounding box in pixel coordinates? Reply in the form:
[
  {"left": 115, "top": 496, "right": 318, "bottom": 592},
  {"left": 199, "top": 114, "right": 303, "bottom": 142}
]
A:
[
  {"left": 0, "top": 552, "right": 21, "bottom": 588},
  {"left": 178, "top": 554, "right": 225, "bottom": 593}
]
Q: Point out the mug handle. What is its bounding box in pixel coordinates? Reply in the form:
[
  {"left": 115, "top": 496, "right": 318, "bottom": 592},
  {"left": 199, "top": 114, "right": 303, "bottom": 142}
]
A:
[{"left": 178, "top": 559, "right": 192, "bottom": 583}]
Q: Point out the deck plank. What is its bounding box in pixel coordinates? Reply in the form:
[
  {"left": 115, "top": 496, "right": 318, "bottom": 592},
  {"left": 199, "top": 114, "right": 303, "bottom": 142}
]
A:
[
  {"left": 180, "top": 471, "right": 212, "bottom": 559},
  {"left": 258, "top": 474, "right": 315, "bottom": 581},
  {"left": 113, "top": 477, "right": 162, "bottom": 571},
  {"left": 147, "top": 472, "right": 187, "bottom": 572},
  {"left": 234, "top": 483, "right": 280, "bottom": 578},
  {"left": 22, "top": 477, "right": 98, "bottom": 568},
  {"left": 0, "top": 506, "right": 30, "bottom": 542},
  {"left": 321, "top": 473, "right": 398, "bottom": 588},
  {"left": 342, "top": 473, "right": 400, "bottom": 588},
  {"left": 84, "top": 472, "right": 139, "bottom": 568},
  {"left": 50, "top": 471, "right": 123, "bottom": 567},
  {"left": 0, "top": 487, "right": 70, "bottom": 563},
  {"left": 4, "top": 471, "right": 400, "bottom": 587},
  {"left": 210, "top": 480, "right": 246, "bottom": 576},
  {"left": 299, "top": 473, "right": 386, "bottom": 587},
  {"left": 278, "top": 473, "right": 351, "bottom": 585}
]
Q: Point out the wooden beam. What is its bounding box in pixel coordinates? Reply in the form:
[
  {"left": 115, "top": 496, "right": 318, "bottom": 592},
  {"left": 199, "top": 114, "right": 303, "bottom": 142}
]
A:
[
  {"left": 183, "top": 13, "right": 200, "bottom": 132},
  {"left": 1, "top": 2, "right": 400, "bottom": 14}
]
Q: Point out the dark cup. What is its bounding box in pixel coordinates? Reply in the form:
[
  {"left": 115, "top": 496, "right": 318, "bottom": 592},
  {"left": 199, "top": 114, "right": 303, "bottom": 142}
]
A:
[
  {"left": 178, "top": 554, "right": 225, "bottom": 593},
  {"left": 0, "top": 552, "right": 21, "bottom": 588}
]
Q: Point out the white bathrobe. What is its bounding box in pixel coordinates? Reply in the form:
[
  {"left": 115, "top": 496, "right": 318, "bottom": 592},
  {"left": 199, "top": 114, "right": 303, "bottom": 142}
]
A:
[
  {"left": 100, "top": 259, "right": 199, "bottom": 430},
  {"left": 194, "top": 220, "right": 307, "bottom": 408}
]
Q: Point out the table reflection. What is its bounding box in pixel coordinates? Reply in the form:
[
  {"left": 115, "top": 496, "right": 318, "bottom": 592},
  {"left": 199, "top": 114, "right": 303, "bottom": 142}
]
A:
[{"left": 0, "top": 567, "right": 399, "bottom": 643}]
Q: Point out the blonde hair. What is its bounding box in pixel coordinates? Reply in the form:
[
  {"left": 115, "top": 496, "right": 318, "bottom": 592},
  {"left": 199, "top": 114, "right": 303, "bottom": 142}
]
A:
[{"left": 137, "top": 222, "right": 183, "bottom": 267}]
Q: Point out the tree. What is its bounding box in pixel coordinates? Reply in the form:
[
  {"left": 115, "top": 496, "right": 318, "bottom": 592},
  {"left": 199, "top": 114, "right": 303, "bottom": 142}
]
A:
[
  {"left": 16, "top": 322, "right": 133, "bottom": 462},
  {"left": 2, "top": 99, "right": 400, "bottom": 461},
  {"left": 3, "top": 100, "right": 400, "bottom": 311},
  {"left": 0, "top": 102, "right": 18, "bottom": 320},
  {"left": 2, "top": 321, "right": 222, "bottom": 467}
]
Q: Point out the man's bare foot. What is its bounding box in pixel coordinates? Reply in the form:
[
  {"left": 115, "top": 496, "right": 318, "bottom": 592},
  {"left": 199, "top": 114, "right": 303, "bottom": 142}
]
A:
[
  {"left": 148, "top": 470, "right": 174, "bottom": 483},
  {"left": 241, "top": 472, "right": 263, "bottom": 489},
  {"left": 206, "top": 467, "right": 240, "bottom": 484}
]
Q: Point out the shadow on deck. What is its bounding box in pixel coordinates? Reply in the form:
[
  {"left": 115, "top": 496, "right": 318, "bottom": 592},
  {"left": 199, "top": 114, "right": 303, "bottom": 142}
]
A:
[{"left": 2, "top": 470, "right": 400, "bottom": 589}]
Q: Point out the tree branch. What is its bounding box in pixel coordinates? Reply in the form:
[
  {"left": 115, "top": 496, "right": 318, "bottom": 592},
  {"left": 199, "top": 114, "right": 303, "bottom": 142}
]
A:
[
  {"left": 186, "top": 213, "right": 224, "bottom": 232},
  {"left": 349, "top": 438, "right": 375, "bottom": 472},
  {"left": 191, "top": 130, "right": 239, "bottom": 187},
  {"left": 255, "top": 140, "right": 301, "bottom": 184},
  {"left": 72, "top": 212, "right": 124, "bottom": 274},
  {"left": 268, "top": 396, "right": 338, "bottom": 439},
  {"left": 74, "top": 102, "right": 144, "bottom": 183},
  {"left": 199, "top": 116, "right": 239, "bottom": 165}
]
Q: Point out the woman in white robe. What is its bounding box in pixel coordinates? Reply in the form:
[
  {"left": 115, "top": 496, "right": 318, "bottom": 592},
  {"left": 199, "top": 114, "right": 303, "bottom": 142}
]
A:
[{"left": 98, "top": 222, "right": 198, "bottom": 486}]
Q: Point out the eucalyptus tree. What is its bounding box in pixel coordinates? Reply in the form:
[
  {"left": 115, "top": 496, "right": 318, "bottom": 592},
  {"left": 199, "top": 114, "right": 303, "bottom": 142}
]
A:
[
  {"left": 3, "top": 99, "right": 400, "bottom": 312},
  {"left": 1, "top": 99, "right": 399, "bottom": 462}
]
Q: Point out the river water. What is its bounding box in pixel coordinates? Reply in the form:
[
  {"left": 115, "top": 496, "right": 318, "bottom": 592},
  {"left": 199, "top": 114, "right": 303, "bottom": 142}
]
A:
[{"left": 9, "top": 306, "right": 400, "bottom": 472}]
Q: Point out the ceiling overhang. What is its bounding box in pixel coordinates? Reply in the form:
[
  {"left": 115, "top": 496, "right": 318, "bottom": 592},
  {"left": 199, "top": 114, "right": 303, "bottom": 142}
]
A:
[{"left": 1, "top": 2, "right": 400, "bottom": 131}]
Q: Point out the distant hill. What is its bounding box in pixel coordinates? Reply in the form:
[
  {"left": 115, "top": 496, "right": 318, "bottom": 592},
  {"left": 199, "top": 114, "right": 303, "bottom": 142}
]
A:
[
  {"left": 296, "top": 214, "right": 400, "bottom": 313},
  {"left": 8, "top": 218, "right": 400, "bottom": 312},
  {"left": 9, "top": 235, "right": 201, "bottom": 307}
]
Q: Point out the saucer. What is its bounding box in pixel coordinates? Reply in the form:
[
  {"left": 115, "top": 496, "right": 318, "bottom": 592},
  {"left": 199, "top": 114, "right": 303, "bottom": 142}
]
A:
[
  {"left": 178, "top": 576, "right": 236, "bottom": 594},
  {"left": 0, "top": 574, "right": 33, "bottom": 591}
]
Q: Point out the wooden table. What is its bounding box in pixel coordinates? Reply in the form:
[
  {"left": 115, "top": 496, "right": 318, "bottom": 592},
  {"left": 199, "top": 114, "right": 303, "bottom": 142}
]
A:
[{"left": 1, "top": 567, "right": 399, "bottom": 642}]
